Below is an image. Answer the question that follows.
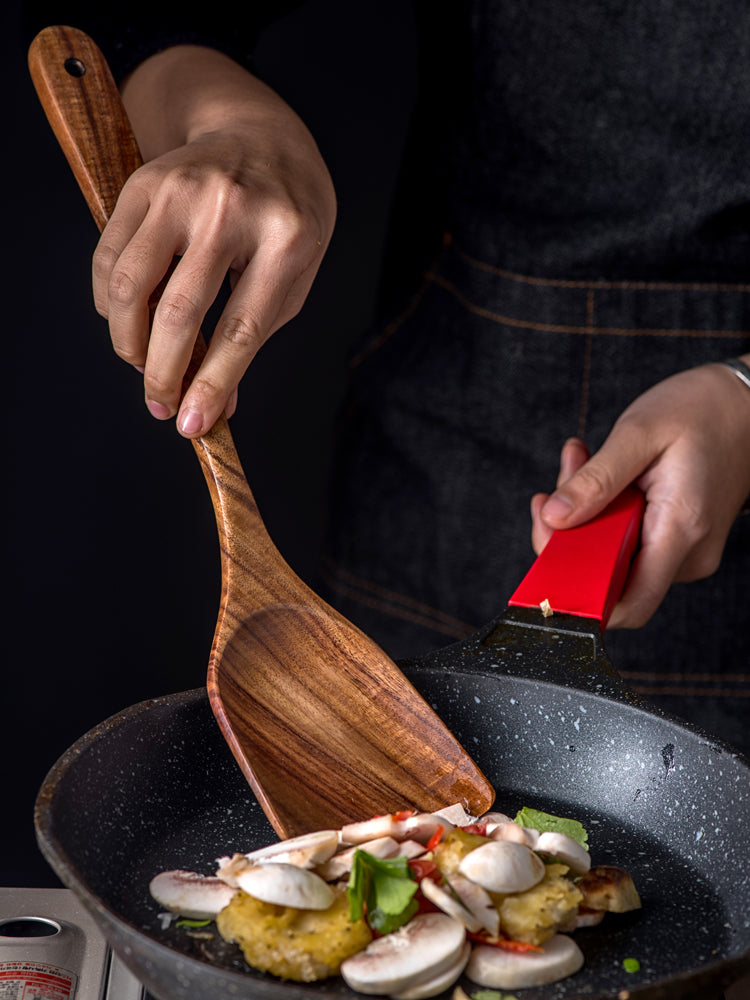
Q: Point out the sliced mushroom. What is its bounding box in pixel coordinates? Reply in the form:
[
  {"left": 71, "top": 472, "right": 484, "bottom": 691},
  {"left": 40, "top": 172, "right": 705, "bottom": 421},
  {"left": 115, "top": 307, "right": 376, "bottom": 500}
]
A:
[
  {"left": 490, "top": 823, "right": 540, "bottom": 850},
  {"left": 316, "top": 836, "right": 405, "bottom": 881},
  {"left": 391, "top": 941, "right": 471, "bottom": 1000},
  {"left": 234, "top": 862, "right": 335, "bottom": 910},
  {"left": 419, "top": 878, "right": 483, "bottom": 933},
  {"left": 149, "top": 870, "right": 236, "bottom": 919},
  {"left": 458, "top": 841, "right": 545, "bottom": 894},
  {"left": 215, "top": 830, "right": 338, "bottom": 880},
  {"left": 402, "top": 813, "right": 455, "bottom": 844},
  {"left": 535, "top": 831, "right": 591, "bottom": 875},
  {"left": 448, "top": 875, "right": 500, "bottom": 937},
  {"left": 466, "top": 934, "right": 584, "bottom": 989},
  {"left": 340, "top": 815, "right": 411, "bottom": 845},
  {"left": 340, "top": 912, "right": 466, "bottom": 995},
  {"left": 576, "top": 865, "right": 642, "bottom": 912},
  {"left": 433, "top": 803, "right": 476, "bottom": 826},
  {"left": 478, "top": 812, "right": 514, "bottom": 826},
  {"left": 559, "top": 908, "right": 606, "bottom": 931}
]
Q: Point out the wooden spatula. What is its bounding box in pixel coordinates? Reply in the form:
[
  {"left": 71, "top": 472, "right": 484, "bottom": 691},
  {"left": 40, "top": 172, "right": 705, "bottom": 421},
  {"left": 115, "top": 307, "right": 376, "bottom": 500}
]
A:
[{"left": 28, "top": 25, "right": 494, "bottom": 838}]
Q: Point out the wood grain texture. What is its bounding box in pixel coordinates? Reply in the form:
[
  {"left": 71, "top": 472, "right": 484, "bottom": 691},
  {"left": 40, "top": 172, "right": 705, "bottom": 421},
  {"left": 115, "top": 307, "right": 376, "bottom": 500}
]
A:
[{"left": 28, "top": 26, "right": 494, "bottom": 838}]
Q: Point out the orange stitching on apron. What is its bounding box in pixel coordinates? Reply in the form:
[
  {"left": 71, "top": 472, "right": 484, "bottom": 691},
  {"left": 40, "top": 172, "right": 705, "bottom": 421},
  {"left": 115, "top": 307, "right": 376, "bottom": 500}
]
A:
[
  {"left": 453, "top": 240, "right": 750, "bottom": 293},
  {"left": 426, "top": 270, "right": 750, "bottom": 338},
  {"left": 349, "top": 277, "right": 431, "bottom": 369},
  {"left": 319, "top": 556, "right": 476, "bottom": 637}
]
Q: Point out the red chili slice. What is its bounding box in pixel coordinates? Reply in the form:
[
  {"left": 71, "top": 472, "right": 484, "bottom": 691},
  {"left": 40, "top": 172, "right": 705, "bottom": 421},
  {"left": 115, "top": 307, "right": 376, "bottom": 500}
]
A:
[
  {"left": 425, "top": 825, "right": 445, "bottom": 853},
  {"left": 467, "top": 931, "right": 544, "bottom": 954},
  {"left": 408, "top": 858, "right": 440, "bottom": 881},
  {"left": 461, "top": 823, "right": 488, "bottom": 836}
]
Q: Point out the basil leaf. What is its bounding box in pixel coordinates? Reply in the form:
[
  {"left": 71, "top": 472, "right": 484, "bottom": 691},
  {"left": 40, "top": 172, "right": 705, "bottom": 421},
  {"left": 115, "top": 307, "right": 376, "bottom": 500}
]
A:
[
  {"left": 513, "top": 807, "right": 589, "bottom": 850},
  {"left": 368, "top": 897, "right": 419, "bottom": 935},
  {"left": 347, "top": 850, "right": 419, "bottom": 932}
]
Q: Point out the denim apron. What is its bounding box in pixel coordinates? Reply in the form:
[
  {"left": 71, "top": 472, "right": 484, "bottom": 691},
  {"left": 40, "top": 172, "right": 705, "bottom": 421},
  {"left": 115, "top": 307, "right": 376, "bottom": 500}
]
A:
[{"left": 317, "top": 0, "right": 750, "bottom": 755}]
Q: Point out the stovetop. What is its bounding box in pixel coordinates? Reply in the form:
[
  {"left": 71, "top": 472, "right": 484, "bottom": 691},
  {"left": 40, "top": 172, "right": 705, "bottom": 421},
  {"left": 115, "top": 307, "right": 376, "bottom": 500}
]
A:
[{"left": 0, "top": 887, "right": 149, "bottom": 1000}]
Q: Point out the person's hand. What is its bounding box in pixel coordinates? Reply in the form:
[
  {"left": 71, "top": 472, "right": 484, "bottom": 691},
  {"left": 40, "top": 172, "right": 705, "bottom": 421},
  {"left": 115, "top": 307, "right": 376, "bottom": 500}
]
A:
[
  {"left": 93, "top": 45, "right": 336, "bottom": 436},
  {"left": 530, "top": 357, "right": 750, "bottom": 628}
]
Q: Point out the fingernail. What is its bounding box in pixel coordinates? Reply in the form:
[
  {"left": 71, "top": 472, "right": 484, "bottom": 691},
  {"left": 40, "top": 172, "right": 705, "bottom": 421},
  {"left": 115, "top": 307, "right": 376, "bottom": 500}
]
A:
[
  {"left": 133, "top": 365, "right": 145, "bottom": 374},
  {"left": 542, "top": 492, "right": 574, "bottom": 520},
  {"left": 147, "top": 399, "right": 171, "bottom": 420},
  {"left": 178, "top": 408, "right": 203, "bottom": 436}
]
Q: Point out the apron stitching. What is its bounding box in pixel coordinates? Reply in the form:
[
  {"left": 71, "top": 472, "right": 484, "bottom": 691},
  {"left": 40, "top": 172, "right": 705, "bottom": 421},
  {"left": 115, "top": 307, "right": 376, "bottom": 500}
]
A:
[
  {"left": 426, "top": 270, "right": 750, "bottom": 338},
  {"left": 348, "top": 237, "right": 452, "bottom": 369},
  {"left": 577, "top": 290, "right": 595, "bottom": 438},
  {"left": 319, "top": 556, "right": 476, "bottom": 636},
  {"left": 349, "top": 277, "right": 430, "bottom": 369},
  {"left": 453, "top": 240, "right": 750, "bottom": 293}
]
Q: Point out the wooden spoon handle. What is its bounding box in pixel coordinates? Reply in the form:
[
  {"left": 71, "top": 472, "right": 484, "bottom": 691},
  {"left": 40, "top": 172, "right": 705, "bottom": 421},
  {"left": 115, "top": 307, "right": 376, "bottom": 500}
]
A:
[
  {"left": 28, "top": 26, "right": 140, "bottom": 228},
  {"left": 28, "top": 25, "right": 288, "bottom": 597}
]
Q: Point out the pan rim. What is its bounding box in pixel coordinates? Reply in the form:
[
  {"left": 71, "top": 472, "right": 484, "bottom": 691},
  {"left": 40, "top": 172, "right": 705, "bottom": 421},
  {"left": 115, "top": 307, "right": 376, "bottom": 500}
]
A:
[{"left": 33, "top": 683, "right": 750, "bottom": 999}]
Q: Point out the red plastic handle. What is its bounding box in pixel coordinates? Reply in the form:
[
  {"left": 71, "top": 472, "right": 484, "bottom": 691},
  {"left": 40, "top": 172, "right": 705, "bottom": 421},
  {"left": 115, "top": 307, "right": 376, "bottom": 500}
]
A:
[{"left": 508, "top": 486, "right": 645, "bottom": 627}]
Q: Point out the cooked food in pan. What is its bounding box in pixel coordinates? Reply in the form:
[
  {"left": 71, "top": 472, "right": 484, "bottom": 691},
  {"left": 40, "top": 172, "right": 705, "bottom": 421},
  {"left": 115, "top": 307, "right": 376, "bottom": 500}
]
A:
[{"left": 149, "top": 803, "right": 641, "bottom": 995}]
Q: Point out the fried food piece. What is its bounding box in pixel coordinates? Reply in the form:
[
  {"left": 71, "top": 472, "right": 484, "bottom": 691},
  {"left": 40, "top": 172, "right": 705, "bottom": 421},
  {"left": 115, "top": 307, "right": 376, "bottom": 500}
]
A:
[
  {"left": 497, "top": 864, "right": 583, "bottom": 946},
  {"left": 576, "top": 865, "right": 642, "bottom": 913},
  {"left": 216, "top": 886, "right": 372, "bottom": 982}
]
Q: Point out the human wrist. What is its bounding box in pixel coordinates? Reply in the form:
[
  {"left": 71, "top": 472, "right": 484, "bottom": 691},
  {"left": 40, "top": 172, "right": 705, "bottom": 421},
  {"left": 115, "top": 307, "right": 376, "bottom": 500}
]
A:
[
  {"left": 121, "top": 45, "right": 275, "bottom": 158},
  {"left": 713, "top": 354, "right": 750, "bottom": 393}
]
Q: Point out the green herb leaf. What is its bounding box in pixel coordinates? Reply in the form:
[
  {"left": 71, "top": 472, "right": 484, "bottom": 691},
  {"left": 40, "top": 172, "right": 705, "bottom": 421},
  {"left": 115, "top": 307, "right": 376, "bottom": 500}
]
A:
[
  {"left": 367, "top": 897, "right": 419, "bottom": 935},
  {"left": 513, "top": 806, "right": 589, "bottom": 850},
  {"left": 175, "top": 918, "right": 212, "bottom": 928},
  {"left": 623, "top": 957, "right": 641, "bottom": 973},
  {"left": 348, "top": 850, "right": 419, "bottom": 932},
  {"left": 470, "top": 991, "right": 519, "bottom": 1000}
]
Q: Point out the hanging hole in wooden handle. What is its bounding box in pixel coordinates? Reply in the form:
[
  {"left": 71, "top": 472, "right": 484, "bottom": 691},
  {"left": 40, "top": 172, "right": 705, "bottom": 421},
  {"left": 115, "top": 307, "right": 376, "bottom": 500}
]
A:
[{"left": 64, "top": 57, "right": 86, "bottom": 77}]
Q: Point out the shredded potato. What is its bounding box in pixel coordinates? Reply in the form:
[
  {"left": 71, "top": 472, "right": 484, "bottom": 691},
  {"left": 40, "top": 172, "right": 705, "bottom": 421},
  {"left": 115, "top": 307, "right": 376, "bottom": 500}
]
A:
[{"left": 216, "top": 887, "right": 372, "bottom": 981}]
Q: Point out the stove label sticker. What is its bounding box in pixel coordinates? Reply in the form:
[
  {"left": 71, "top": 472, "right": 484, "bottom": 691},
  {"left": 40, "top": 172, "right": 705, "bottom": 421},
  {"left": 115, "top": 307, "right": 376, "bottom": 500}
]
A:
[{"left": 0, "top": 962, "right": 77, "bottom": 1000}]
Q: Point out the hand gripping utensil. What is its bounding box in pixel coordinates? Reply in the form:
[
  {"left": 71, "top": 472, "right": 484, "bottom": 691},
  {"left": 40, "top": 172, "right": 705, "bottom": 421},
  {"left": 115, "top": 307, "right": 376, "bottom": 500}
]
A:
[
  {"left": 28, "top": 24, "right": 495, "bottom": 838},
  {"left": 410, "top": 485, "right": 646, "bottom": 705}
]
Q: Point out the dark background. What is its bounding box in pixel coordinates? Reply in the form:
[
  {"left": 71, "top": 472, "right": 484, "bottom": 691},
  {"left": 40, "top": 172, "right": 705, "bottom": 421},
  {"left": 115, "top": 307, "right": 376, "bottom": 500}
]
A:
[{"left": 4, "top": 0, "right": 416, "bottom": 885}]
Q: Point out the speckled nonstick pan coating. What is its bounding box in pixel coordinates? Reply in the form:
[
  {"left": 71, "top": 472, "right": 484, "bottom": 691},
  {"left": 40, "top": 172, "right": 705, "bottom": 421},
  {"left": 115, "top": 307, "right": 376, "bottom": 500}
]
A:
[{"left": 35, "top": 625, "right": 750, "bottom": 1000}]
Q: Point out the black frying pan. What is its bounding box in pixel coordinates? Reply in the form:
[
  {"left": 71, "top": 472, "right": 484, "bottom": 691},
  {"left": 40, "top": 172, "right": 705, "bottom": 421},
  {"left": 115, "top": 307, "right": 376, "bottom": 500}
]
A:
[{"left": 35, "top": 631, "right": 750, "bottom": 1000}]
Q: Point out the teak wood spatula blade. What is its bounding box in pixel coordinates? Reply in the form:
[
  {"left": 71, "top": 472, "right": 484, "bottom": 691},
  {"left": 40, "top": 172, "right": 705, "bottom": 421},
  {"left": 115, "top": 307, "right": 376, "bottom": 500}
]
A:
[{"left": 28, "top": 25, "right": 494, "bottom": 838}]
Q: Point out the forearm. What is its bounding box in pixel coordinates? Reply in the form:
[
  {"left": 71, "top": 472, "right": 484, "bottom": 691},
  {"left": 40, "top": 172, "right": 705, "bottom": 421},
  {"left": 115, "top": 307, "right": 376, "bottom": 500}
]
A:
[{"left": 120, "top": 44, "right": 304, "bottom": 161}]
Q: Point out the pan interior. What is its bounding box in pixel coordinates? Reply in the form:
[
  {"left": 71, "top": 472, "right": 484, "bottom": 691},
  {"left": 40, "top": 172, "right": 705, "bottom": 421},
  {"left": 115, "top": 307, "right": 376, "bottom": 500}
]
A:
[{"left": 36, "top": 673, "right": 750, "bottom": 1000}]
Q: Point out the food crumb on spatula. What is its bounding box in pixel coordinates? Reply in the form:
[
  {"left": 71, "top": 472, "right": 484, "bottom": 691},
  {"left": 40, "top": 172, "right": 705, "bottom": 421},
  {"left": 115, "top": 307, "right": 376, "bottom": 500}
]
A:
[{"left": 539, "top": 599, "right": 553, "bottom": 618}]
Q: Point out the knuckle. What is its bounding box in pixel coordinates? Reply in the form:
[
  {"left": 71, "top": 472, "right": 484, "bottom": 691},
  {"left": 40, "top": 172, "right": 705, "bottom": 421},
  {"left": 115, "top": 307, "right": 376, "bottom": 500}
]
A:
[
  {"left": 184, "top": 374, "right": 223, "bottom": 409},
  {"left": 143, "top": 369, "right": 178, "bottom": 399},
  {"left": 264, "top": 204, "right": 322, "bottom": 262},
  {"left": 216, "top": 312, "right": 264, "bottom": 352},
  {"left": 575, "top": 464, "right": 617, "bottom": 503},
  {"left": 108, "top": 266, "right": 141, "bottom": 308},
  {"left": 156, "top": 291, "right": 203, "bottom": 333},
  {"left": 92, "top": 242, "right": 119, "bottom": 282},
  {"left": 674, "top": 501, "right": 712, "bottom": 547}
]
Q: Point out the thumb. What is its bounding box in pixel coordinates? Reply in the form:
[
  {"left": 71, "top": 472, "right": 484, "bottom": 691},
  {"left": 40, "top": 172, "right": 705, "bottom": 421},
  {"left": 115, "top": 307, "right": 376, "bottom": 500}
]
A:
[{"left": 540, "top": 427, "right": 650, "bottom": 529}]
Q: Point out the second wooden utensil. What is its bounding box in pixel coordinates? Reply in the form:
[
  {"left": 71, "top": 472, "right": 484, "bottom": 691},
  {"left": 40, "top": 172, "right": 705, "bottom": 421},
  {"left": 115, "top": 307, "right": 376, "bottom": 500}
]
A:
[{"left": 28, "top": 24, "right": 494, "bottom": 838}]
